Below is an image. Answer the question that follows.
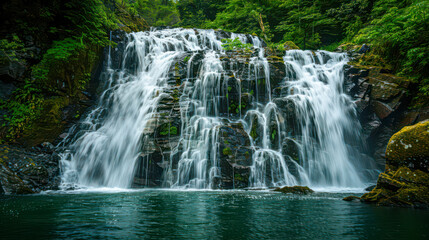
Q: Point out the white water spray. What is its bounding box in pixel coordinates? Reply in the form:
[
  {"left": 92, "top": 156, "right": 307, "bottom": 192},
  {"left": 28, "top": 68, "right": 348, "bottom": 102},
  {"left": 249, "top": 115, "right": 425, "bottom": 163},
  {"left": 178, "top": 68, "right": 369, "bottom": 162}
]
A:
[{"left": 59, "top": 28, "right": 374, "bottom": 190}]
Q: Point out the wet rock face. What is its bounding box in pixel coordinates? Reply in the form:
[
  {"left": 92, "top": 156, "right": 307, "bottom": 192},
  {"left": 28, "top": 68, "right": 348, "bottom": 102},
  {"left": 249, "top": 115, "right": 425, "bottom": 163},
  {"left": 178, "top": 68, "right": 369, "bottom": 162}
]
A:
[
  {"left": 0, "top": 145, "right": 60, "bottom": 194},
  {"left": 218, "top": 123, "right": 253, "bottom": 189},
  {"left": 361, "top": 121, "right": 429, "bottom": 208},
  {"left": 345, "top": 63, "right": 429, "bottom": 168}
]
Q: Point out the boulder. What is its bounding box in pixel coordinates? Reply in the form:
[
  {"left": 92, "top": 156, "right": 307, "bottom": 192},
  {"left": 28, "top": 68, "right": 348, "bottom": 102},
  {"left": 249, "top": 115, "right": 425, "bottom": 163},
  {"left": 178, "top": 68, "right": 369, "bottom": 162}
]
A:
[
  {"left": 361, "top": 120, "right": 429, "bottom": 208},
  {"left": 273, "top": 185, "right": 314, "bottom": 194},
  {"left": 343, "top": 196, "right": 361, "bottom": 202},
  {"left": 385, "top": 120, "right": 429, "bottom": 171}
]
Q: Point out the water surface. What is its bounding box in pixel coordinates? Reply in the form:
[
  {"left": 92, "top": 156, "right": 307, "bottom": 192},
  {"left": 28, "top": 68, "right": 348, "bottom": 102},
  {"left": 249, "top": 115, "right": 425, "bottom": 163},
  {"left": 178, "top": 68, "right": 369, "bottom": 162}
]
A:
[{"left": 1, "top": 190, "right": 428, "bottom": 239}]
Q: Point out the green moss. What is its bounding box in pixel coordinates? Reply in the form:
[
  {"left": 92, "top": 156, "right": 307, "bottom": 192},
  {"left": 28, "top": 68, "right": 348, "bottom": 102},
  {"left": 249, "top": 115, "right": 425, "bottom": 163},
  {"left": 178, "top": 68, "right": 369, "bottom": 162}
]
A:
[
  {"left": 361, "top": 166, "right": 429, "bottom": 207},
  {"left": 234, "top": 173, "right": 245, "bottom": 182},
  {"left": 159, "top": 123, "right": 178, "bottom": 136},
  {"left": 172, "top": 89, "right": 180, "bottom": 101},
  {"left": 223, "top": 147, "right": 232, "bottom": 156},
  {"left": 245, "top": 151, "right": 250, "bottom": 159},
  {"left": 221, "top": 38, "right": 253, "bottom": 52},
  {"left": 283, "top": 41, "right": 299, "bottom": 50},
  {"left": 271, "top": 129, "right": 276, "bottom": 141},
  {"left": 385, "top": 120, "right": 429, "bottom": 165},
  {"left": 250, "top": 122, "right": 258, "bottom": 140}
]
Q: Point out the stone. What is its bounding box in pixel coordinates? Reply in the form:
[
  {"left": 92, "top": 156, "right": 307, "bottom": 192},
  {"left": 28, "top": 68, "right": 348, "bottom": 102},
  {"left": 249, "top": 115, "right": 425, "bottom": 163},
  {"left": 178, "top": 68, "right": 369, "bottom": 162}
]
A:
[
  {"left": 273, "top": 186, "right": 314, "bottom": 194},
  {"left": 361, "top": 167, "right": 429, "bottom": 208},
  {"left": 385, "top": 120, "right": 429, "bottom": 172},
  {"left": 0, "top": 145, "right": 59, "bottom": 194},
  {"left": 0, "top": 162, "right": 34, "bottom": 194},
  {"left": 358, "top": 44, "right": 370, "bottom": 54},
  {"left": 372, "top": 100, "right": 394, "bottom": 120},
  {"left": 361, "top": 121, "right": 429, "bottom": 208},
  {"left": 343, "top": 196, "right": 361, "bottom": 201}
]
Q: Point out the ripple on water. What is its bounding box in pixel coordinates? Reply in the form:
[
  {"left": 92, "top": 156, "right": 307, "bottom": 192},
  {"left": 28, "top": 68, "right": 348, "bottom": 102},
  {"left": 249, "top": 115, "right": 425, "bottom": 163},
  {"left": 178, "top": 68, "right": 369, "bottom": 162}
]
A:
[{"left": 1, "top": 191, "right": 429, "bottom": 239}]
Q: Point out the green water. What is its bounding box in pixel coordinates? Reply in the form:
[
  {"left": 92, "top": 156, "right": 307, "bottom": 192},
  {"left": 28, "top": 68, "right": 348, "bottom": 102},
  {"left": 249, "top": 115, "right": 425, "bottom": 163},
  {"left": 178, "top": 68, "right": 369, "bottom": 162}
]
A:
[{"left": 1, "top": 190, "right": 428, "bottom": 239}]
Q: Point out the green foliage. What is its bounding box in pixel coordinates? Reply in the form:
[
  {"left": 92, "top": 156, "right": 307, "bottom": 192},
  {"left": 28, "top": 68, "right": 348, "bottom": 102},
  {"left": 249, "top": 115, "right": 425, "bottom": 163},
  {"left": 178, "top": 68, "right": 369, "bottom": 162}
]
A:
[
  {"left": 320, "top": 42, "right": 341, "bottom": 52},
  {"left": 3, "top": 0, "right": 429, "bottom": 140},
  {"left": 0, "top": 35, "right": 25, "bottom": 64},
  {"left": 0, "top": 80, "right": 43, "bottom": 139},
  {"left": 208, "top": 0, "right": 273, "bottom": 41},
  {"left": 250, "top": 122, "right": 258, "bottom": 140},
  {"left": 353, "top": 0, "right": 429, "bottom": 97},
  {"left": 221, "top": 38, "right": 253, "bottom": 52},
  {"left": 160, "top": 123, "right": 178, "bottom": 136},
  {"left": 176, "top": 0, "right": 227, "bottom": 28},
  {"left": 132, "top": 0, "right": 179, "bottom": 26},
  {"left": 0, "top": 0, "right": 150, "bottom": 141}
]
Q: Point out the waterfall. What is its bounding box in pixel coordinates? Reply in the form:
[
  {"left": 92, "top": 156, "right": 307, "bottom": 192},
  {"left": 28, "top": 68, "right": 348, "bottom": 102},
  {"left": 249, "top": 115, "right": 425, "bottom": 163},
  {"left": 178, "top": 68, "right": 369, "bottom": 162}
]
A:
[
  {"left": 281, "top": 50, "right": 366, "bottom": 188},
  {"left": 60, "top": 28, "right": 375, "bottom": 190}
]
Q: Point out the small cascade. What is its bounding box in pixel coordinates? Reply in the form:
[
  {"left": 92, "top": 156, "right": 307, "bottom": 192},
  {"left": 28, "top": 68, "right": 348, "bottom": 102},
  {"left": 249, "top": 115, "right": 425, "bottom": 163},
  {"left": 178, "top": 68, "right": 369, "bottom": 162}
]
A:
[
  {"left": 59, "top": 28, "right": 376, "bottom": 190},
  {"left": 281, "top": 50, "right": 366, "bottom": 188},
  {"left": 172, "top": 51, "right": 224, "bottom": 188}
]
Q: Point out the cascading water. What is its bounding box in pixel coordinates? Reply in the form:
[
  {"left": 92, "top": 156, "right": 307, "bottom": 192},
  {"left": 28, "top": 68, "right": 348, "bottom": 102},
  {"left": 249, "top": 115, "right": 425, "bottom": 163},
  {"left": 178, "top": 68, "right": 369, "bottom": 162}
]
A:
[
  {"left": 171, "top": 51, "right": 224, "bottom": 188},
  {"left": 60, "top": 28, "right": 376, "bottom": 190},
  {"left": 281, "top": 50, "right": 371, "bottom": 188},
  {"left": 60, "top": 29, "right": 214, "bottom": 188}
]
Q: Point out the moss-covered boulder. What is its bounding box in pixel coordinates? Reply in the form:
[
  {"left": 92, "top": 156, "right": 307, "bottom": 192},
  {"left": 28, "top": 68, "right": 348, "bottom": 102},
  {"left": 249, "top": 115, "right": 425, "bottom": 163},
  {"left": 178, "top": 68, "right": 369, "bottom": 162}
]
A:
[
  {"left": 283, "top": 41, "right": 299, "bottom": 50},
  {"left": 343, "top": 196, "right": 361, "bottom": 202},
  {"left": 385, "top": 120, "right": 429, "bottom": 172},
  {"left": 361, "top": 120, "right": 429, "bottom": 208},
  {"left": 274, "top": 186, "right": 314, "bottom": 195}
]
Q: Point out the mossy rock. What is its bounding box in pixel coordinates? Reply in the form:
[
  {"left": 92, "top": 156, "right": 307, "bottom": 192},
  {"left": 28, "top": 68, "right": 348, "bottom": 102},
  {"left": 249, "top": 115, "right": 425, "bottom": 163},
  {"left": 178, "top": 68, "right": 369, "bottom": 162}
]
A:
[
  {"left": 385, "top": 120, "right": 429, "bottom": 172},
  {"left": 361, "top": 167, "right": 429, "bottom": 208},
  {"left": 337, "top": 43, "right": 361, "bottom": 52},
  {"left": 283, "top": 41, "right": 299, "bottom": 50},
  {"left": 19, "top": 97, "right": 70, "bottom": 146},
  {"left": 273, "top": 186, "right": 314, "bottom": 195},
  {"left": 343, "top": 196, "right": 361, "bottom": 202},
  {"left": 361, "top": 121, "right": 429, "bottom": 208}
]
